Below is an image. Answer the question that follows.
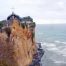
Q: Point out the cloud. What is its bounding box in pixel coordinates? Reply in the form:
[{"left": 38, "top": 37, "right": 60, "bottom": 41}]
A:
[
  {"left": 0, "top": 0, "right": 66, "bottom": 24},
  {"left": 35, "top": 18, "right": 66, "bottom": 24}
]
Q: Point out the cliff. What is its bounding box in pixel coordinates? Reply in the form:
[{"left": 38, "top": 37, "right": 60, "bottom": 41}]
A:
[{"left": 0, "top": 19, "right": 37, "bottom": 66}]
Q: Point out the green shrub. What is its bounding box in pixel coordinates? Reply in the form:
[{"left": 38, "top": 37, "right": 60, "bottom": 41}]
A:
[{"left": 0, "top": 22, "right": 3, "bottom": 29}]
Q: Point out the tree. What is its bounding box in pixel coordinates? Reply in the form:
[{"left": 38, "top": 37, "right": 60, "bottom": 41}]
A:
[{"left": 0, "top": 22, "right": 3, "bottom": 29}]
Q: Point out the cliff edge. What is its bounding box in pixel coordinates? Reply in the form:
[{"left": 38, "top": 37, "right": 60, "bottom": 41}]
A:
[{"left": 0, "top": 19, "right": 37, "bottom": 66}]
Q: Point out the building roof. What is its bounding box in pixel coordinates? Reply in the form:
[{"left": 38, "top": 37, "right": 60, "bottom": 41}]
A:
[
  {"left": 7, "top": 13, "right": 33, "bottom": 23},
  {"left": 7, "top": 12, "right": 21, "bottom": 21}
]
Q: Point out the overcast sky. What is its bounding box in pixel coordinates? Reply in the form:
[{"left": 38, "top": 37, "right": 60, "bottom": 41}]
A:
[{"left": 0, "top": 0, "right": 66, "bottom": 24}]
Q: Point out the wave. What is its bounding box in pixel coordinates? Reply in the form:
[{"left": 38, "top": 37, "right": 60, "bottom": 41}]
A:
[
  {"left": 62, "top": 42, "right": 66, "bottom": 44},
  {"left": 47, "top": 47, "right": 59, "bottom": 51},
  {"left": 42, "top": 43, "right": 56, "bottom": 47},
  {"left": 54, "top": 40, "right": 61, "bottom": 43},
  {"left": 41, "top": 41, "right": 66, "bottom": 66},
  {"left": 54, "top": 60, "right": 66, "bottom": 64},
  {"left": 54, "top": 40, "right": 66, "bottom": 44},
  {"left": 41, "top": 41, "right": 66, "bottom": 57}
]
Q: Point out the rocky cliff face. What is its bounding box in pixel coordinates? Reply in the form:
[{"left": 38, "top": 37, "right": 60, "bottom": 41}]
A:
[{"left": 0, "top": 19, "right": 37, "bottom": 66}]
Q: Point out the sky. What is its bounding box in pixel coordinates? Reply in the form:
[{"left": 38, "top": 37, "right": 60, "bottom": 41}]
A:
[{"left": 0, "top": 0, "right": 66, "bottom": 24}]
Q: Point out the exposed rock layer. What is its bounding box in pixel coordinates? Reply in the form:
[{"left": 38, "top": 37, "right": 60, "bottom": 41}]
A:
[{"left": 0, "top": 19, "right": 37, "bottom": 66}]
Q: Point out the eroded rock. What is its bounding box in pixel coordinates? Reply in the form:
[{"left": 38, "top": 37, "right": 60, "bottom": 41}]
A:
[{"left": 0, "top": 19, "right": 37, "bottom": 66}]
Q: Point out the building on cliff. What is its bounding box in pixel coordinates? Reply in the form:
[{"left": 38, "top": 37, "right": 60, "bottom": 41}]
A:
[{"left": 7, "top": 12, "right": 36, "bottom": 43}]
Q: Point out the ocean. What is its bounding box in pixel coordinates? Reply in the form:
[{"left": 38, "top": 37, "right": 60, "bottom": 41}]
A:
[{"left": 35, "top": 24, "right": 66, "bottom": 66}]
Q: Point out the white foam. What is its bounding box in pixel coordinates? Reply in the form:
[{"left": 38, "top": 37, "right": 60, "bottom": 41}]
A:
[
  {"left": 49, "top": 58, "right": 66, "bottom": 64},
  {"left": 42, "top": 42, "right": 47, "bottom": 46},
  {"left": 42, "top": 42, "right": 59, "bottom": 52},
  {"left": 62, "top": 42, "right": 66, "bottom": 44},
  {"left": 54, "top": 40, "right": 61, "bottom": 43},
  {"left": 42, "top": 43, "right": 56, "bottom": 47},
  {"left": 47, "top": 43, "right": 56, "bottom": 47},
  {"left": 47, "top": 47, "right": 59, "bottom": 51},
  {"left": 42, "top": 42, "right": 66, "bottom": 64},
  {"left": 54, "top": 61, "right": 66, "bottom": 64},
  {"left": 42, "top": 42, "right": 66, "bottom": 56},
  {"left": 55, "top": 40, "right": 66, "bottom": 44}
]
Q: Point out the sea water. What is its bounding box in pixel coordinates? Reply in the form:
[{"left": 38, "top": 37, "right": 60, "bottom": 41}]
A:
[{"left": 35, "top": 24, "right": 66, "bottom": 66}]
